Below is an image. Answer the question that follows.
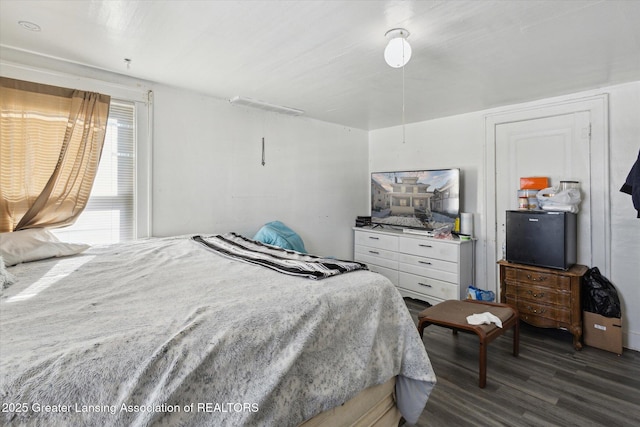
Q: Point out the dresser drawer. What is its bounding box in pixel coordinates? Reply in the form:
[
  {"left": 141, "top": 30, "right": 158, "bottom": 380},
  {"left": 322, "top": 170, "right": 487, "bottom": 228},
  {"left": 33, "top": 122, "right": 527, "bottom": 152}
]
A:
[
  {"left": 399, "top": 237, "right": 459, "bottom": 262},
  {"left": 511, "top": 283, "right": 571, "bottom": 307},
  {"left": 355, "top": 231, "right": 399, "bottom": 251},
  {"left": 398, "top": 258, "right": 459, "bottom": 284},
  {"left": 367, "top": 264, "right": 398, "bottom": 285},
  {"left": 397, "top": 253, "right": 458, "bottom": 273},
  {"left": 504, "top": 267, "right": 570, "bottom": 290},
  {"left": 398, "top": 272, "right": 459, "bottom": 300},
  {"left": 354, "top": 246, "right": 398, "bottom": 270},
  {"left": 354, "top": 228, "right": 473, "bottom": 306}
]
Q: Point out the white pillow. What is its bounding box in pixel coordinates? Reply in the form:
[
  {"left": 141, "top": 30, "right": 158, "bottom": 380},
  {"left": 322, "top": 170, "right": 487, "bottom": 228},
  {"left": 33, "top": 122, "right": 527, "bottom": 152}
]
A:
[{"left": 0, "top": 228, "right": 90, "bottom": 266}]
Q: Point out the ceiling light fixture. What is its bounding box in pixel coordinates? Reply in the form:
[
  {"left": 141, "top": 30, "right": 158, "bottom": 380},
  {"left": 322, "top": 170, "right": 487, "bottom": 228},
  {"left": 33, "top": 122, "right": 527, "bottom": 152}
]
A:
[
  {"left": 384, "top": 28, "right": 411, "bottom": 143},
  {"left": 18, "top": 21, "right": 41, "bottom": 32},
  {"left": 229, "top": 96, "right": 305, "bottom": 116},
  {"left": 384, "top": 28, "right": 411, "bottom": 68}
]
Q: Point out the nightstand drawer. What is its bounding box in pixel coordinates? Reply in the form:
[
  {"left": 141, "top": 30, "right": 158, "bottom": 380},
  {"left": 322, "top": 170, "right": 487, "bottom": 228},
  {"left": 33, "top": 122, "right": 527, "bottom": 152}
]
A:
[
  {"left": 508, "top": 297, "right": 571, "bottom": 324},
  {"left": 512, "top": 283, "right": 571, "bottom": 307},
  {"left": 355, "top": 231, "right": 398, "bottom": 251},
  {"left": 504, "top": 267, "right": 570, "bottom": 290}
]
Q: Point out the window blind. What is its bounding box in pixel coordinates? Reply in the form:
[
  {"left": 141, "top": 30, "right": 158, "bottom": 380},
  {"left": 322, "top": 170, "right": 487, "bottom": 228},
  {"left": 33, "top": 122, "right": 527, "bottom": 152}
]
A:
[{"left": 53, "top": 101, "right": 136, "bottom": 244}]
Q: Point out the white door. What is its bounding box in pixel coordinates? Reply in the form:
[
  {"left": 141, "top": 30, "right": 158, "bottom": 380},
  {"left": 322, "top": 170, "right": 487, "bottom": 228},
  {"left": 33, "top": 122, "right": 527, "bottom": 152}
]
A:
[
  {"left": 484, "top": 95, "right": 609, "bottom": 299},
  {"left": 495, "top": 112, "right": 592, "bottom": 275}
]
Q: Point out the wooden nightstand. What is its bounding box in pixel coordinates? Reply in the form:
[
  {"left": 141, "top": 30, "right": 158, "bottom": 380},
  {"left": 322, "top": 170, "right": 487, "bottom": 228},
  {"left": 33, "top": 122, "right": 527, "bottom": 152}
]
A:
[{"left": 498, "top": 260, "right": 588, "bottom": 350}]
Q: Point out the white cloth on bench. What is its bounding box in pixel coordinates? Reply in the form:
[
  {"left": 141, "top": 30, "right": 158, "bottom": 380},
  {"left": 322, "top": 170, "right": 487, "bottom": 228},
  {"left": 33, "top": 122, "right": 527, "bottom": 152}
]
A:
[{"left": 466, "top": 312, "right": 503, "bottom": 328}]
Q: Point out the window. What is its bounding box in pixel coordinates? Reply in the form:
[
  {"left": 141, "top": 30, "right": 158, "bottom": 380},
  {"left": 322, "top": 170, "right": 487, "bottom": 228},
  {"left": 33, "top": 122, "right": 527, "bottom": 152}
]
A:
[{"left": 53, "top": 100, "right": 136, "bottom": 244}]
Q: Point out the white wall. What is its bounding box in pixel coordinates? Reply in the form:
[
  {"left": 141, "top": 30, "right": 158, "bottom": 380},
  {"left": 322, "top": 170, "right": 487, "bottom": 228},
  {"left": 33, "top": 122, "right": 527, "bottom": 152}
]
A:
[
  {"left": 369, "top": 111, "right": 487, "bottom": 287},
  {"left": 608, "top": 82, "right": 640, "bottom": 351},
  {"left": 369, "top": 81, "right": 640, "bottom": 351},
  {"left": 151, "top": 84, "right": 369, "bottom": 259},
  {"left": 0, "top": 48, "right": 370, "bottom": 259}
]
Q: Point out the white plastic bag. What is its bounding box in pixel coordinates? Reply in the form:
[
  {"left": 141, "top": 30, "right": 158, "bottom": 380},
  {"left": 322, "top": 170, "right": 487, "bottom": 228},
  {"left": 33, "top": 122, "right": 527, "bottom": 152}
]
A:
[{"left": 536, "top": 187, "right": 581, "bottom": 213}]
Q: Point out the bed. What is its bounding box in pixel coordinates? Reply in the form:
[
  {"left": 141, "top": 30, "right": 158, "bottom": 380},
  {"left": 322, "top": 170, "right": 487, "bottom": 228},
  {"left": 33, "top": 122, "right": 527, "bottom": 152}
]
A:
[{"left": 0, "top": 232, "right": 436, "bottom": 426}]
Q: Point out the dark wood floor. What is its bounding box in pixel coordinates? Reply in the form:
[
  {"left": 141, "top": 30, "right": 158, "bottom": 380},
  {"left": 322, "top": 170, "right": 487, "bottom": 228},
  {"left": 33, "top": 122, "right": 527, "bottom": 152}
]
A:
[{"left": 403, "top": 298, "right": 640, "bottom": 427}]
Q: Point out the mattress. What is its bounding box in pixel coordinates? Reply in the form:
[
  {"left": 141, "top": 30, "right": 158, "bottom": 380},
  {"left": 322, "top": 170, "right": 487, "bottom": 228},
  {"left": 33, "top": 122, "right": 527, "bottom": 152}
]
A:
[{"left": 0, "top": 234, "right": 436, "bottom": 426}]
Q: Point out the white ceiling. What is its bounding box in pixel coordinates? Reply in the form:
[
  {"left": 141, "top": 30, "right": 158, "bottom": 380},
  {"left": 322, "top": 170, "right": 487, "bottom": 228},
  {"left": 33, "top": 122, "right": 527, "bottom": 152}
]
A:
[{"left": 1, "top": 0, "right": 639, "bottom": 130}]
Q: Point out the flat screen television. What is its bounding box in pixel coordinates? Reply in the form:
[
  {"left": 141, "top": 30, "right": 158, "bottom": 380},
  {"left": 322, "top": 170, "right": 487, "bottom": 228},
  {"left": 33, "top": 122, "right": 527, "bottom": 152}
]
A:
[{"left": 370, "top": 169, "right": 460, "bottom": 230}]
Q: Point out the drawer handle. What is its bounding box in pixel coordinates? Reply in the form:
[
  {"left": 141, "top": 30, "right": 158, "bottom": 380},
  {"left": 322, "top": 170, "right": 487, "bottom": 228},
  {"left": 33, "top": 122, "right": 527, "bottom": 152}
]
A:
[
  {"left": 418, "top": 261, "right": 432, "bottom": 265},
  {"left": 418, "top": 282, "right": 432, "bottom": 288},
  {"left": 526, "top": 290, "right": 545, "bottom": 298},
  {"left": 369, "top": 250, "right": 379, "bottom": 255},
  {"left": 525, "top": 305, "right": 546, "bottom": 314},
  {"left": 368, "top": 236, "right": 379, "bottom": 240},
  {"left": 418, "top": 244, "right": 432, "bottom": 248},
  {"left": 526, "top": 274, "right": 547, "bottom": 282}
]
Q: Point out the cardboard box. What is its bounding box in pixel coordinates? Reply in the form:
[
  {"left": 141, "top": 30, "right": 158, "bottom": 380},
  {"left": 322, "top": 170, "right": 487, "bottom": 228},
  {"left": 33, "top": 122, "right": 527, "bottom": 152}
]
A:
[
  {"left": 520, "top": 177, "right": 549, "bottom": 190},
  {"left": 583, "top": 311, "right": 623, "bottom": 354}
]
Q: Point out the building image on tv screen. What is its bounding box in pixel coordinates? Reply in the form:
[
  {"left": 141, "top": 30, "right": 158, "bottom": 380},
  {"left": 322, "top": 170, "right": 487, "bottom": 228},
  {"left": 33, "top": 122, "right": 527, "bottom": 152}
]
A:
[{"left": 371, "top": 169, "right": 460, "bottom": 230}]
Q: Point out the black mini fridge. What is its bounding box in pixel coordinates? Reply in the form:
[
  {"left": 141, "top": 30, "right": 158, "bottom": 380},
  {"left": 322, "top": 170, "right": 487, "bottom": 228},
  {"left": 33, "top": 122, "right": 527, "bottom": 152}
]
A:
[{"left": 505, "top": 210, "right": 577, "bottom": 270}]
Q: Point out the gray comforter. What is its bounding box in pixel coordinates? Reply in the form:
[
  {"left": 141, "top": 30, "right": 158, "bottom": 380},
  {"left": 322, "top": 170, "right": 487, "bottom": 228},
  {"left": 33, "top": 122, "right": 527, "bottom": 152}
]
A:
[{"left": 1, "top": 235, "right": 436, "bottom": 426}]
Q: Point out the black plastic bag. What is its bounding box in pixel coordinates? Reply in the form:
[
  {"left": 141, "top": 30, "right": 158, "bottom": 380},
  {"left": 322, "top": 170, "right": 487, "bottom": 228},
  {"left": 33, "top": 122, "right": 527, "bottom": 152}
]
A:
[{"left": 582, "top": 267, "right": 621, "bottom": 318}]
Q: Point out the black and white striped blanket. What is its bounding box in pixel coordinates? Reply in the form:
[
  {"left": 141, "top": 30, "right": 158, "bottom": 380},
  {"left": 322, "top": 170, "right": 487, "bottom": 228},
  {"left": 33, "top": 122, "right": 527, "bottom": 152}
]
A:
[{"left": 192, "top": 233, "right": 368, "bottom": 280}]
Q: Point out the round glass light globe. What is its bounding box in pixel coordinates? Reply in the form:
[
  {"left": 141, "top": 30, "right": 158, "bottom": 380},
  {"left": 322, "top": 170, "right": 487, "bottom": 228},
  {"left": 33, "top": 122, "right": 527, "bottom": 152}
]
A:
[{"left": 384, "top": 38, "right": 412, "bottom": 68}]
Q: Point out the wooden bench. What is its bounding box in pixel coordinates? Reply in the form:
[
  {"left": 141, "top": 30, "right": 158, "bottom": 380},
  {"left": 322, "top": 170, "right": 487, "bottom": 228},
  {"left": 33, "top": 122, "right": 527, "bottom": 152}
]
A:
[{"left": 418, "top": 300, "right": 519, "bottom": 388}]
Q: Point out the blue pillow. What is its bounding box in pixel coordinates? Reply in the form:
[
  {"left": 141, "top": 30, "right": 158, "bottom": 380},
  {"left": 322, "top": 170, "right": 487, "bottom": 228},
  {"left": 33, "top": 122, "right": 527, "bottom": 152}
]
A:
[{"left": 253, "top": 221, "right": 306, "bottom": 253}]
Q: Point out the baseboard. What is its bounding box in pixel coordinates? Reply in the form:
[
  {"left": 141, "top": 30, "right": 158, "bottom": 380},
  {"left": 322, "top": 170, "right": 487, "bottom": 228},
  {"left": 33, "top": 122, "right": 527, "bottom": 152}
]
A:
[{"left": 625, "top": 329, "right": 640, "bottom": 352}]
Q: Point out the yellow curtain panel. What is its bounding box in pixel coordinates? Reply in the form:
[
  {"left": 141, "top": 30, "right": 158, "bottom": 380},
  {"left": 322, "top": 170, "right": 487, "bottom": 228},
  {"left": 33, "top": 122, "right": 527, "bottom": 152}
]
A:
[{"left": 0, "top": 77, "right": 111, "bottom": 232}]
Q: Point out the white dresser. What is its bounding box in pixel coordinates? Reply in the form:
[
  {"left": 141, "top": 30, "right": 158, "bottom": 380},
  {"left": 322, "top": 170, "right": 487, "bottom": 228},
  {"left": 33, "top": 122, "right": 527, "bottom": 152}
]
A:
[{"left": 354, "top": 227, "right": 473, "bottom": 305}]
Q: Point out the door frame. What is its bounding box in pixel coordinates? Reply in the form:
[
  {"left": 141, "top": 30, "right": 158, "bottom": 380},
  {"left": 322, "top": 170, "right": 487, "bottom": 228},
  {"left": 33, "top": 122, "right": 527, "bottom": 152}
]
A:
[{"left": 484, "top": 94, "right": 610, "bottom": 297}]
